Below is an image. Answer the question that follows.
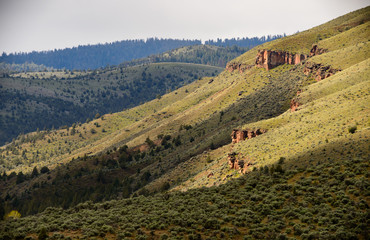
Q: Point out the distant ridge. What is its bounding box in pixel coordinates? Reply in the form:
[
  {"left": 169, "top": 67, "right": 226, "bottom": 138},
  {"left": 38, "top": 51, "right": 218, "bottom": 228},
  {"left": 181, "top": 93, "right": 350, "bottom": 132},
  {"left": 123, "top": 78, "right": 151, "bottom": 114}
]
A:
[{"left": 0, "top": 35, "right": 284, "bottom": 70}]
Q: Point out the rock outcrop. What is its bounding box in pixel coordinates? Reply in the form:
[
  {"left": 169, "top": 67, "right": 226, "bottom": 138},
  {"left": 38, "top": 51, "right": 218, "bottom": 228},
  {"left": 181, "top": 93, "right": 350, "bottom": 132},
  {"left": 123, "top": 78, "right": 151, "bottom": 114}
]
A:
[
  {"left": 228, "top": 153, "right": 255, "bottom": 174},
  {"left": 231, "top": 128, "right": 266, "bottom": 143},
  {"left": 303, "top": 62, "right": 341, "bottom": 81},
  {"left": 226, "top": 62, "right": 254, "bottom": 73},
  {"left": 290, "top": 98, "right": 300, "bottom": 112},
  {"left": 309, "top": 44, "right": 328, "bottom": 57},
  {"left": 255, "top": 50, "right": 308, "bottom": 70},
  {"left": 228, "top": 153, "right": 244, "bottom": 170},
  {"left": 290, "top": 90, "right": 302, "bottom": 112}
]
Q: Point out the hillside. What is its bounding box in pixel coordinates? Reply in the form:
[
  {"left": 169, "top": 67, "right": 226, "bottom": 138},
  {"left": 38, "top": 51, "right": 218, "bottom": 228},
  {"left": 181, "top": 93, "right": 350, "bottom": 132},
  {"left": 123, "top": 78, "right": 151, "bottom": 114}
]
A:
[
  {"left": 0, "top": 6, "right": 369, "bottom": 239},
  {"left": 0, "top": 62, "right": 222, "bottom": 145}
]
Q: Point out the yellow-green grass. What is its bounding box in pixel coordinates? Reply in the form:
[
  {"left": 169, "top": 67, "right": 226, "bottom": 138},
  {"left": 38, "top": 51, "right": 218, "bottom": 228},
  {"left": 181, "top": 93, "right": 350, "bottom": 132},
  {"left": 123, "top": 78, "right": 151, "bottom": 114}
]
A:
[
  {"left": 317, "top": 21, "right": 370, "bottom": 51},
  {"left": 309, "top": 41, "right": 370, "bottom": 69},
  {"left": 168, "top": 58, "right": 369, "bottom": 191},
  {"left": 229, "top": 6, "right": 370, "bottom": 66}
]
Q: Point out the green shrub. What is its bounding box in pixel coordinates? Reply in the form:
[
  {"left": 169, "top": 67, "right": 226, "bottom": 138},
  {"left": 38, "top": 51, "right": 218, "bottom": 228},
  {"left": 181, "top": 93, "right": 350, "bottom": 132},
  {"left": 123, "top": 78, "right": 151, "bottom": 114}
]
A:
[{"left": 348, "top": 126, "right": 357, "bottom": 134}]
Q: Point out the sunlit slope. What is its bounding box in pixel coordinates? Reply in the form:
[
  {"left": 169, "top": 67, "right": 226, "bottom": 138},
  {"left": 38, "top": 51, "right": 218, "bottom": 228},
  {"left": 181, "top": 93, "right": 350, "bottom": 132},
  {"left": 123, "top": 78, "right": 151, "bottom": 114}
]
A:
[
  {"left": 1, "top": 6, "right": 369, "bottom": 181},
  {"left": 170, "top": 58, "right": 369, "bottom": 191},
  {"left": 229, "top": 6, "right": 370, "bottom": 66}
]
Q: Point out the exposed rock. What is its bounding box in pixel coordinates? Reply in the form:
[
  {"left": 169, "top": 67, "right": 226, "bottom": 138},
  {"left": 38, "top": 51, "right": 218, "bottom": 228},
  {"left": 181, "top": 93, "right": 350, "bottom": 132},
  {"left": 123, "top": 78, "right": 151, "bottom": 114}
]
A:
[
  {"left": 309, "top": 44, "right": 328, "bottom": 57},
  {"left": 303, "top": 62, "right": 341, "bottom": 81},
  {"left": 228, "top": 153, "right": 255, "bottom": 174},
  {"left": 231, "top": 128, "right": 267, "bottom": 143},
  {"left": 226, "top": 62, "right": 254, "bottom": 73},
  {"left": 255, "top": 50, "right": 308, "bottom": 70},
  {"left": 290, "top": 90, "right": 302, "bottom": 112},
  {"left": 290, "top": 98, "right": 300, "bottom": 112},
  {"left": 207, "top": 172, "right": 214, "bottom": 178},
  {"left": 228, "top": 153, "right": 237, "bottom": 169},
  {"left": 228, "top": 153, "right": 243, "bottom": 170}
]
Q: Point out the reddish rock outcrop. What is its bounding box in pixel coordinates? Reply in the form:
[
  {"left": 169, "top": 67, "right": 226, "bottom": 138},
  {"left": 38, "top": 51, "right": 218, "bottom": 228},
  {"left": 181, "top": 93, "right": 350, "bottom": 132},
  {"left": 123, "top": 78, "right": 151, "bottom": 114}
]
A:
[
  {"left": 228, "top": 153, "right": 255, "bottom": 174},
  {"left": 309, "top": 44, "right": 328, "bottom": 57},
  {"left": 290, "top": 99, "right": 300, "bottom": 112},
  {"left": 303, "top": 62, "right": 341, "bottom": 81},
  {"left": 231, "top": 128, "right": 266, "bottom": 143},
  {"left": 226, "top": 62, "right": 254, "bottom": 73},
  {"left": 255, "top": 50, "right": 308, "bottom": 70},
  {"left": 228, "top": 153, "right": 244, "bottom": 170},
  {"left": 290, "top": 90, "right": 302, "bottom": 112}
]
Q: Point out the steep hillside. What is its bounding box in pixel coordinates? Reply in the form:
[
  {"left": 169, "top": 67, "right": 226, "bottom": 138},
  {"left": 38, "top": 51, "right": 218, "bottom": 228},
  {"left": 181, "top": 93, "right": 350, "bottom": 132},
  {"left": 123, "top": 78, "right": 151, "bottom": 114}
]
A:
[{"left": 0, "top": 6, "right": 369, "bottom": 238}]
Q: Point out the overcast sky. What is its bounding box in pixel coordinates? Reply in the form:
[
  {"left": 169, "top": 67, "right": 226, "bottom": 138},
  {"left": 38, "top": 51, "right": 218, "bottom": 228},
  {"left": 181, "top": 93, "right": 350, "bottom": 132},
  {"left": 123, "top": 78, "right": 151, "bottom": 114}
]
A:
[{"left": 0, "top": 0, "right": 368, "bottom": 54}]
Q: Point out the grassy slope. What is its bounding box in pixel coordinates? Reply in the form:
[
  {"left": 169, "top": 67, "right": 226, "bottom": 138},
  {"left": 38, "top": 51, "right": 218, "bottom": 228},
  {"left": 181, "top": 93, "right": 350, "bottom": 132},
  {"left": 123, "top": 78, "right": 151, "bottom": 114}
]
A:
[
  {"left": 158, "top": 58, "right": 370, "bottom": 191},
  {"left": 151, "top": 8, "right": 370, "bottom": 191},
  {"left": 0, "top": 6, "right": 369, "bottom": 239},
  {"left": 228, "top": 6, "right": 370, "bottom": 67},
  {"left": 1, "top": 6, "right": 369, "bottom": 180}
]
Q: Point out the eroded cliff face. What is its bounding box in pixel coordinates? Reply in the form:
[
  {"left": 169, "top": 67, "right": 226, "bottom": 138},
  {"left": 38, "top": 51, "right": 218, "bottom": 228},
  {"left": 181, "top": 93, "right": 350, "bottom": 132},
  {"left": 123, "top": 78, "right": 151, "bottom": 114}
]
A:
[
  {"left": 226, "top": 62, "right": 254, "bottom": 73},
  {"left": 231, "top": 129, "right": 266, "bottom": 144},
  {"left": 227, "top": 44, "right": 329, "bottom": 73},
  {"left": 255, "top": 50, "right": 308, "bottom": 70},
  {"left": 303, "top": 62, "right": 341, "bottom": 81}
]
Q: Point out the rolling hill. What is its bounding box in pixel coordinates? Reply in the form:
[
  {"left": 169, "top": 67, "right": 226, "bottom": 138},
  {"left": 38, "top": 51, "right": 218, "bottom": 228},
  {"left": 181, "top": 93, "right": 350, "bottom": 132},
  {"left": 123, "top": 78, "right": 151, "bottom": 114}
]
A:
[
  {"left": 0, "top": 62, "right": 223, "bottom": 145},
  {"left": 0, "top": 6, "right": 369, "bottom": 240}
]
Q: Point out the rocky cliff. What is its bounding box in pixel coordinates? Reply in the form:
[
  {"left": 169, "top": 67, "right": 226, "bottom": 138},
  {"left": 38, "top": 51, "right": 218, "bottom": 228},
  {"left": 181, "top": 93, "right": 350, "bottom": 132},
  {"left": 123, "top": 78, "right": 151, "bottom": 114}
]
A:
[
  {"left": 231, "top": 128, "right": 266, "bottom": 143},
  {"left": 227, "top": 44, "right": 329, "bottom": 73},
  {"left": 255, "top": 50, "right": 308, "bottom": 70}
]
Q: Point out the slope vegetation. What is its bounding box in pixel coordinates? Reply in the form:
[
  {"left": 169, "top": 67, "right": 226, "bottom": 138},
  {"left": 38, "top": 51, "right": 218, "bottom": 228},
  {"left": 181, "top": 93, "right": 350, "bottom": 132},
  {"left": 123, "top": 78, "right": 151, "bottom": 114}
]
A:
[{"left": 0, "top": 6, "right": 369, "bottom": 239}]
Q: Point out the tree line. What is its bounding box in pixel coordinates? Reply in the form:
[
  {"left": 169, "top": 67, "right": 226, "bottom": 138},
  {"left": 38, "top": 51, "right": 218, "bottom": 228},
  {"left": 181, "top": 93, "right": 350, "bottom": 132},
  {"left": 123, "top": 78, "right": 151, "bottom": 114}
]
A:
[{"left": 0, "top": 35, "right": 284, "bottom": 70}]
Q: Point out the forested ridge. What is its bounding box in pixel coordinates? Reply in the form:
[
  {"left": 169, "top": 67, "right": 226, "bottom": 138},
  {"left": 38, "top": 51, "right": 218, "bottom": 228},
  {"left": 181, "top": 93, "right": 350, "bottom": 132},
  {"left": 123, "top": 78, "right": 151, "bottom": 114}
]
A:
[{"left": 0, "top": 36, "right": 283, "bottom": 70}]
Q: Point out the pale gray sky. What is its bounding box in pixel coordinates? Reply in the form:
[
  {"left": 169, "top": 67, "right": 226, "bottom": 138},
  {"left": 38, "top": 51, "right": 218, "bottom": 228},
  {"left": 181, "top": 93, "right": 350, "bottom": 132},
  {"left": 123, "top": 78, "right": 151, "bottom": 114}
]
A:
[{"left": 0, "top": 0, "right": 368, "bottom": 54}]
